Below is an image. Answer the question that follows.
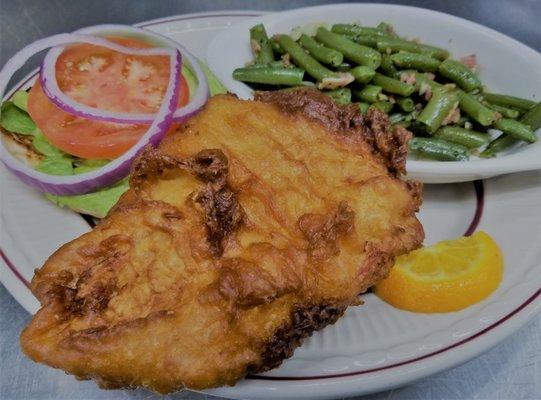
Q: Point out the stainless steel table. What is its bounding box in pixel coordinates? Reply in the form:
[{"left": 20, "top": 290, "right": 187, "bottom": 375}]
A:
[{"left": 1, "top": 1, "right": 540, "bottom": 399}]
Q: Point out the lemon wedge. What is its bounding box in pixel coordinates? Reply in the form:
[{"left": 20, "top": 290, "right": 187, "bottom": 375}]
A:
[{"left": 374, "top": 231, "right": 503, "bottom": 313}]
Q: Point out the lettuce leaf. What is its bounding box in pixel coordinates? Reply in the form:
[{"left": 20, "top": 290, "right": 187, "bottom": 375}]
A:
[
  {"left": 0, "top": 101, "right": 37, "bottom": 135},
  {"left": 36, "top": 156, "right": 74, "bottom": 176},
  {"left": 12, "top": 90, "right": 29, "bottom": 112},
  {"left": 77, "top": 159, "right": 109, "bottom": 167},
  {"left": 183, "top": 61, "right": 228, "bottom": 97},
  {"left": 32, "top": 131, "right": 65, "bottom": 157},
  {"left": 202, "top": 62, "right": 228, "bottom": 95},
  {"left": 45, "top": 179, "right": 129, "bottom": 219}
]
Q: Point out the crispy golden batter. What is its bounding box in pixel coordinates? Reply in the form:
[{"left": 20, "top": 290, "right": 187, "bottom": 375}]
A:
[{"left": 21, "top": 89, "right": 424, "bottom": 393}]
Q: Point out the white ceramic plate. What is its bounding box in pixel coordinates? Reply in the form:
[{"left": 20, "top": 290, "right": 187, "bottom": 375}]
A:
[
  {"left": 207, "top": 4, "right": 541, "bottom": 184},
  {"left": 1, "top": 9, "right": 540, "bottom": 400}
]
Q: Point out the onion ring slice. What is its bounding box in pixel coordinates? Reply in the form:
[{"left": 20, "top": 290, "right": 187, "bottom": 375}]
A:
[
  {"left": 0, "top": 33, "right": 181, "bottom": 195},
  {"left": 40, "top": 24, "right": 209, "bottom": 124}
]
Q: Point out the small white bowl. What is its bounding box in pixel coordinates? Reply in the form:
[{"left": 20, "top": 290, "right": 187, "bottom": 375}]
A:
[{"left": 207, "top": 4, "right": 541, "bottom": 183}]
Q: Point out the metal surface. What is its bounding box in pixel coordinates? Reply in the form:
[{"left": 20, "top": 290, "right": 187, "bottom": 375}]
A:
[{"left": 1, "top": 1, "right": 540, "bottom": 399}]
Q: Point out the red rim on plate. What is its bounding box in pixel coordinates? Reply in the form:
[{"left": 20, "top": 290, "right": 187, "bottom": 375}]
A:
[{"left": 0, "top": 11, "right": 538, "bottom": 386}]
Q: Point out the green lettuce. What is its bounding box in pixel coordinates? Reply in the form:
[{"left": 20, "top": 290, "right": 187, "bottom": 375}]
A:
[
  {"left": 183, "top": 61, "right": 228, "bottom": 97},
  {"left": 45, "top": 179, "right": 129, "bottom": 219},
  {"left": 12, "top": 90, "right": 29, "bottom": 112},
  {"left": 0, "top": 101, "right": 37, "bottom": 135},
  {"left": 202, "top": 62, "right": 228, "bottom": 95},
  {"left": 32, "top": 131, "right": 65, "bottom": 157},
  {"left": 36, "top": 156, "right": 74, "bottom": 176},
  {"left": 32, "top": 130, "right": 76, "bottom": 175}
]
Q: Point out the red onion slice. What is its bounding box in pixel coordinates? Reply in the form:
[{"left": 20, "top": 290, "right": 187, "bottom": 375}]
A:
[
  {"left": 0, "top": 33, "right": 181, "bottom": 195},
  {"left": 40, "top": 24, "right": 209, "bottom": 124}
]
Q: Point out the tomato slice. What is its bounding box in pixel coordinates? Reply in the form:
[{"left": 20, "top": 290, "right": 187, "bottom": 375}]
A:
[
  {"left": 27, "top": 36, "right": 189, "bottom": 159},
  {"left": 177, "top": 72, "right": 190, "bottom": 108}
]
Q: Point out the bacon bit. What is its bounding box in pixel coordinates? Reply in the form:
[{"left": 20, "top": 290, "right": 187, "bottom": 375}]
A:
[
  {"left": 459, "top": 54, "right": 478, "bottom": 72},
  {"left": 426, "top": 72, "right": 436, "bottom": 80},
  {"left": 442, "top": 104, "right": 461, "bottom": 125},
  {"left": 250, "top": 39, "right": 261, "bottom": 53},
  {"left": 400, "top": 73, "right": 416, "bottom": 85},
  {"left": 317, "top": 73, "right": 355, "bottom": 90},
  {"left": 281, "top": 53, "right": 292, "bottom": 67}
]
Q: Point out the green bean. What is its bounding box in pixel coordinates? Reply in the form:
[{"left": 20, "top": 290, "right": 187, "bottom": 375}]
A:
[
  {"left": 490, "top": 103, "right": 541, "bottom": 156},
  {"left": 250, "top": 24, "right": 275, "bottom": 64},
  {"left": 336, "top": 62, "right": 352, "bottom": 72},
  {"left": 493, "top": 118, "right": 537, "bottom": 143},
  {"left": 316, "top": 27, "right": 382, "bottom": 69},
  {"left": 244, "top": 60, "right": 287, "bottom": 69},
  {"left": 331, "top": 24, "right": 389, "bottom": 37},
  {"left": 418, "top": 88, "right": 459, "bottom": 133},
  {"left": 372, "top": 73, "right": 415, "bottom": 97},
  {"left": 232, "top": 67, "right": 304, "bottom": 86},
  {"left": 269, "top": 60, "right": 290, "bottom": 68},
  {"left": 358, "top": 102, "right": 370, "bottom": 114},
  {"left": 519, "top": 102, "right": 541, "bottom": 130},
  {"left": 370, "top": 101, "right": 393, "bottom": 113},
  {"left": 457, "top": 91, "right": 499, "bottom": 126},
  {"left": 482, "top": 93, "right": 535, "bottom": 112},
  {"left": 485, "top": 103, "right": 520, "bottom": 119},
  {"left": 399, "top": 70, "right": 442, "bottom": 94},
  {"left": 434, "top": 126, "right": 490, "bottom": 148},
  {"left": 270, "top": 39, "right": 284, "bottom": 55},
  {"left": 397, "top": 97, "right": 415, "bottom": 112},
  {"left": 438, "top": 59, "right": 481, "bottom": 92},
  {"left": 480, "top": 134, "right": 517, "bottom": 158},
  {"left": 414, "top": 72, "right": 442, "bottom": 91},
  {"left": 405, "top": 42, "right": 450, "bottom": 61},
  {"left": 326, "top": 88, "right": 352, "bottom": 105},
  {"left": 352, "top": 35, "right": 381, "bottom": 48},
  {"left": 350, "top": 65, "right": 376, "bottom": 83},
  {"left": 298, "top": 34, "right": 344, "bottom": 67},
  {"left": 376, "top": 37, "right": 450, "bottom": 60},
  {"left": 389, "top": 113, "right": 407, "bottom": 124},
  {"left": 380, "top": 54, "right": 398, "bottom": 77},
  {"left": 342, "top": 34, "right": 358, "bottom": 42},
  {"left": 353, "top": 85, "right": 383, "bottom": 103},
  {"left": 409, "top": 137, "right": 469, "bottom": 161},
  {"left": 277, "top": 34, "right": 336, "bottom": 81},
  {"left": 390, "top": 52, "right": 441, "bottom": 72}
]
